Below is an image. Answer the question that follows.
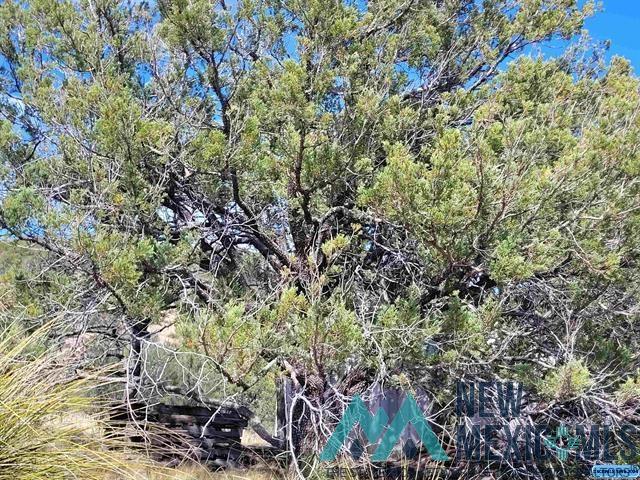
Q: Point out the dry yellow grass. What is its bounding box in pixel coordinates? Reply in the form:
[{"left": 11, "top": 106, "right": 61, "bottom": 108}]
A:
[
  {"left": 0, "top": 324, "right": 156, "bottom": 480},
  {"left": 141, "top": 464, "right": 284, "bottom": 480},
  {"left": 241, "top": 429, "right": 272, "bottom": 446}
]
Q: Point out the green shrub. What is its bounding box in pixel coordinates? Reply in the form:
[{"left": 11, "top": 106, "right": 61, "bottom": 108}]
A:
[
  {"left": 616, "top": 376, "right": 640, "bottom": 405},
  {"left": 540, "top": 359, "right": 592, "bottom": 401}
]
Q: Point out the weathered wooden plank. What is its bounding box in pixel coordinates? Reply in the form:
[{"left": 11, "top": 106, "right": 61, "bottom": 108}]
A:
[
  {"left": 200, "top": 437, "right": 241, "bottom": 450},
  {"left": 154, "top": 412, "right": 248, "bottom": 428},
  {"left": 185, "top": 425, "right": 242, "bottom": 439},
  {"left": 154, "top": 404, "right": 243, "bottom": 420},
  {"left": 107, "top": 402, "right": 272, "bottom": 463}
]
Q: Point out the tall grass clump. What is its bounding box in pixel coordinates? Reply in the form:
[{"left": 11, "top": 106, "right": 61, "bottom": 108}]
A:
[{"left": 0, "top": 324, "right": 145, "bottom": 480}]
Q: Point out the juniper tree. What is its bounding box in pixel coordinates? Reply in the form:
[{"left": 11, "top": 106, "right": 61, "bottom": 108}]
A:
[{"left": 1, "top": 0, "right": 639, "bottom": 476}]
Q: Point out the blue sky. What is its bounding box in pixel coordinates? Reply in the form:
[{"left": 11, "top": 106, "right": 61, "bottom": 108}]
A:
[{"left": 584, "top": 0, "right": 640, "bottom": 72}]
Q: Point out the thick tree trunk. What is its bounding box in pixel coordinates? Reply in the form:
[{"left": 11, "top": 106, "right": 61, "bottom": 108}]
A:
[{"left": 127, "top": 317, "right": 151, "bottom": 402}]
